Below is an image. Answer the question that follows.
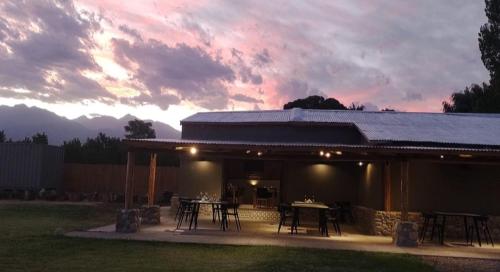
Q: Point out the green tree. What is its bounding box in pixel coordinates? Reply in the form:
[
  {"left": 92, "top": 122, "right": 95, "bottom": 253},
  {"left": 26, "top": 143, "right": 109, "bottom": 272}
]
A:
[
  {"left": 32, "top": 132, "right": 48, "bottom": 144},
  {"left": 124, "top": 119, "right": 156, "bottom": 139},
  {"left": 283, "top": 95, "right": 350, "bottom": 110},
  {"left": 0, "top": 130, "right": 5, "bottom": 143},
  {"left": 479, "top": 0, "right": 500, "bottom": 84},
  {"left": 443, "top": 0, "right": 500, "bottom": 113}
]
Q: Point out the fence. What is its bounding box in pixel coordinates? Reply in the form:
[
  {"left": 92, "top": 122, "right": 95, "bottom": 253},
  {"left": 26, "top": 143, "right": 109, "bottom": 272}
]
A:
[{"left": 63, "top": 163, "right": 178, "bottom": 199}]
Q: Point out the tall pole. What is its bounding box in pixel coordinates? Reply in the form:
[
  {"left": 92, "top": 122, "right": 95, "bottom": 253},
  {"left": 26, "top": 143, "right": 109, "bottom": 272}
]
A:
[
  {"left": 124, "top": 151, "right": 135, "bottom": 209},
  {"left": 400, "top": 160, "right": 409, "bottom": 221},
  {"left": 147, "top": 152, "right": 158, "bottom": 207},
  {"left": 383, "top": 161, "right": 392, "bottom": 211}
]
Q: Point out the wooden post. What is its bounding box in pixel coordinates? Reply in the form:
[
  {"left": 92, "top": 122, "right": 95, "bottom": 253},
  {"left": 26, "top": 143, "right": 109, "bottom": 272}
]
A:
[
  {"left": 147, "top": 153, "right": 158, "bottom": 207},
  {"left": 383, "top": 161, "right": 392, "bottom": 211},
  {"left": 124, "top": 151, "right": 135, "bottom": 209},
  {"left": 400, "top": 160, "right": 409, "bottom": 221}
]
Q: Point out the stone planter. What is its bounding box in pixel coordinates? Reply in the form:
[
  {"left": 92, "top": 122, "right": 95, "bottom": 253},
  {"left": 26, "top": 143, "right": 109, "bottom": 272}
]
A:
[
  {"left": 141, "top": 205, "right": 161, "bottom": 225},
  {"left": 393, "top": 221, "right": 418, "bottom": 247},
  {"left": 116, "top": 209, "right": 141, "bottom": 233}
]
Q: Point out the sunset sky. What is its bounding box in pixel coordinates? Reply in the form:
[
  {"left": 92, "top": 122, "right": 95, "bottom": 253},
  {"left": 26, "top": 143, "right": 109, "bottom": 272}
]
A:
[{"left": 0, "top": 0, "right": 490, "bottom": 130}]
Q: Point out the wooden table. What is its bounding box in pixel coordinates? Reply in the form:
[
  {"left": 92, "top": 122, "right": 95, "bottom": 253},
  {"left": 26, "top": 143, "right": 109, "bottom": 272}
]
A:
[
  {"left": 291, "top": 202, "right": 329, "bottom": 236},
  {"left": 434, "top": 211, "right": 483, "bottom": 246}
]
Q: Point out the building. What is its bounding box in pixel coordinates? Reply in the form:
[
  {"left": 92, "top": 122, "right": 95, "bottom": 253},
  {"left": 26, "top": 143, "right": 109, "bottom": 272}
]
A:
[{"left": 123, "top": 108, "right": 500, "bottom": 238}]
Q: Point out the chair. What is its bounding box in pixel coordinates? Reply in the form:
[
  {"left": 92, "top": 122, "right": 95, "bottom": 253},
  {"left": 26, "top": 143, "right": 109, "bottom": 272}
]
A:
[
  {"left": 326, "top": 207, "right": 341, "bottom": 236},
  {"left": 335, "top": 201, "right": 354, "bottom": 224},
  {"left": 221, "top": 203, "right": 241, "bottom": 231},
  {"left": 420, "top": 212, "right": 438, "bottom": 242},
  {"left": 277, "top": 203, "right": 293, "bottom": 234},
  {"left": 477, "top": 216, "right": 494, "bottom": 247},
  {"left": 211, "top": 203, "right": 221, "bottom": 223},
  {"left": 255, "top": 187, "right": 273, "bottom": 208},
  {"left": 176, "top": 200, "right": 196, "bottom": 230}
]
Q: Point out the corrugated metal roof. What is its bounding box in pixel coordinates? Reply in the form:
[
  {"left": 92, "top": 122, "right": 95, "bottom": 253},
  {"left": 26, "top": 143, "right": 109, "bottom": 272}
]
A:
[
  {"left": 181, "top": 109, "right": 500, "bottom": 147},
  {"left": 125, "top": 138, "right": 500, "bottom": 154}
]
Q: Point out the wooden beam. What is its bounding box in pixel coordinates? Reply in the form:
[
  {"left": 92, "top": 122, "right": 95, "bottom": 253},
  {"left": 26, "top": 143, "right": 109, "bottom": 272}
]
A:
[
  {"left": 147, "top": 153, "right": 158, "bottom": 207},
  {"left": 124, "top": 151, "right": 135, "bottom": 209},
  {"left": 400, "top": 160, "right": 409, "bottom": 221},
  {"left": 383, "top": 161, "right": 392, "bottom": 211}
]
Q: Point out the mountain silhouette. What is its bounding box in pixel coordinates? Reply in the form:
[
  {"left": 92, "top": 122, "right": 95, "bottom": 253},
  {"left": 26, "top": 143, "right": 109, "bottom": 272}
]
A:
[{"left": 0, "top": 104, "right": 180, "bottom": 145}]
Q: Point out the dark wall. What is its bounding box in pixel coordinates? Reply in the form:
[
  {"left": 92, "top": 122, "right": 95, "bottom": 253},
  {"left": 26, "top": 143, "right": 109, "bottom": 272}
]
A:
[
  {"left": 182, "top": 123, "right": 366, "bottom": 144},
  {"left": 0, "top": 143, "right": 63, "bottom": 190},
  {"left": 357, "top": 162, "right": 384, "bottom": 210},
  {"left": 282, "top": 161, "right": 360, "bottom": 204}
]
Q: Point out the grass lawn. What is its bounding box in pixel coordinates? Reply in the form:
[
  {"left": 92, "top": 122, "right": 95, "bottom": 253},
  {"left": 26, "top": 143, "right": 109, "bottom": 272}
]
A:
[{"left": 0, "top": 202, "right": 436, "bottom": 272}]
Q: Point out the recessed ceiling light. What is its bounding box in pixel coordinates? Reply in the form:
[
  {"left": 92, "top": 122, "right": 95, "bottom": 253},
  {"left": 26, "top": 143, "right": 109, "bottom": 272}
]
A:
[
  {"left": 358, "top": 161, "right": 364, "bottom": 166},
  {"left": 190, "top": 147, "right": 197, "bottom": 155},
  {"left": 335, "top": 151, "right": 342, "bottom": 155},
  {"left": 257, "top": 151, "right": 263, "bottom": 156},
  {"left": 325, "top": 152, "right": 331, "bottom": 158},
  {"left": 319, "top": 150, "right": 324, "bottom": 156}
]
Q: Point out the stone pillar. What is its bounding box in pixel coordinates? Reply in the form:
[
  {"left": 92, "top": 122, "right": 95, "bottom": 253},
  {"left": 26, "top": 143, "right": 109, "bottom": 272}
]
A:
[
  {"left": 393, "top": 221, "right": 418, "bottom": 247},
  {"left": 141, "top": 205, "right": 161, "bottom": 225},
  {"left": 116, "top": 209, "right": 140, "bottom": 233}
]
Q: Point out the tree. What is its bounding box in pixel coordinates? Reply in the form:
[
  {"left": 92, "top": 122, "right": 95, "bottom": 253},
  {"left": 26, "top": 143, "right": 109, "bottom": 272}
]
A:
[
  {"left": 124, "top": 119, "right": 156, "bottom": 139},
  {"left": 284, "top": 95, "right": 350, "bottom": 110},
  {"left": 347, "top": 103, "right": 365, "bottom": 111},
  {"left": 479, "top": 0, "right": 500, "bottom": 84},
  {"left": 0, "top": 130, "right": 5, "bottom": 143},
  {"left": 31, "top": 132, "right": 48, "bottom": 144},
  {"left": 443, "top": 0, "right": 500, "bottom": 112},
  {"left": 443, "top": 83, "right": 500, "bottom": 113}
]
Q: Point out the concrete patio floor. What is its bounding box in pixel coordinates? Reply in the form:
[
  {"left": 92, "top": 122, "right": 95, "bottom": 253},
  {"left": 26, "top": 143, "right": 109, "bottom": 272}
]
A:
[{"left": 67, "top": 207, "right": 500, "bottom": 260}]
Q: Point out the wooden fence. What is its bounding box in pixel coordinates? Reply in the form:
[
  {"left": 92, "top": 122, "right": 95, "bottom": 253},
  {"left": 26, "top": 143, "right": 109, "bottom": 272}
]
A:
[{"left": 63, "top": 163, "right": 178, "bottom": 198}]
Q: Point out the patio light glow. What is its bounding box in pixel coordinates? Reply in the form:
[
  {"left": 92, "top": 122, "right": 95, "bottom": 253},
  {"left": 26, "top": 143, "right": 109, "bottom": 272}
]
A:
[
  {"left": 440, "top": 155, "right": 444, "bottom": 159},
  {"left": 358, "top": 161, "right": 364, "bottom": 166},
  {"left": 249, "top": 180, "right": 258, "bottom": 186},
  {"left": 325, "top": 152, "right": 331, "bottom": 158},
  {"left": 246, "top": 150, "right": 251, "bottom": 154},
  {"left": 190, "top": 147, "right": 198, "bottom": 155},
  {"left": 319, "top": 150, "right": 324, "bottom": 156},
  {"left": 459, "top": 154, "right": 473, "bottom": 158},
  {"left": 257, "top": 151, "right": 263, "bottom": 156},
  {"left": 335, "top": 151, "right": 342, "bottom": 155},
  {"left": 175, "top": 146, "right": 184, "bottom": 150}
]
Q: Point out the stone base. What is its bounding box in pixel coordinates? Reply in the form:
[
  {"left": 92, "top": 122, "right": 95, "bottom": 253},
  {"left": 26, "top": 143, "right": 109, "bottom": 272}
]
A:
[
  {"left": 116, "top": 209, "right": 141, "bottom": 233},
  {"left": 393, "top": 221, "right": 418, "bottom": 247},
  {"left": 141, "top": 205, "right": 161, "bottom": 225}
]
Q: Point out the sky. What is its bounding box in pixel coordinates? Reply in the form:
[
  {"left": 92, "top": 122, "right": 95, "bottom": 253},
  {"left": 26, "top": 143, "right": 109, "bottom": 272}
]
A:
[{"left": 0, "top": 0, "right": 491, "bottom": 130}]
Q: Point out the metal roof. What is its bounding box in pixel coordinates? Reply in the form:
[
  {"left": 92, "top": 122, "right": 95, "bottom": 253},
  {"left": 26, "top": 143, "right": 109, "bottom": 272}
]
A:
[
  {"left": 182, "top": 109, "right": 500, "bottom": 147},
  {"left": 124, "top": 138, "right": 500, "bottom": 155}
]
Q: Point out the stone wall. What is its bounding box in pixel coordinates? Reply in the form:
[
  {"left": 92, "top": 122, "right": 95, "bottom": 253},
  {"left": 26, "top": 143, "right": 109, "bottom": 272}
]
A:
[{"left": 354, "top": 205, "right": 500, "bottom": 241}]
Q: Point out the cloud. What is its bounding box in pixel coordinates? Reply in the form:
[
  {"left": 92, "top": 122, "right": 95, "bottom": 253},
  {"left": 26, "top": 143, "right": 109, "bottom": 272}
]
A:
[
  {"left": 253, "top": 48, "right": 272, "bottom": 67},
  {"left": 231, "top": 93, "right": 264, "bottom": 104},
  {"left": 0, "top": 0, "right": 112, "bottom": 103},
  {"left": 404, "top": 92, "right": 423, "bottom": 101},
  {"left": 118, "top": 24, "right": 143, "bottom": 41},
  {"left": 112, "top": 38, "right": 236, "bottom": 109}
]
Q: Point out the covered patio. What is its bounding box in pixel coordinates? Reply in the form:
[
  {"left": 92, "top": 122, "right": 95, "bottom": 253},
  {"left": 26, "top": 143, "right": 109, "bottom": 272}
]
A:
[{"left": 114, "top": 109, "right": 500, "bottom": 253}]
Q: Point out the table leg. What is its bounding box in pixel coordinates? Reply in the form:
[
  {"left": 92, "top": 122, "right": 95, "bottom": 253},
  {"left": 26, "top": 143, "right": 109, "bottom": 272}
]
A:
[
  {"left": 463, "top": 216, "right": 469, "bottom": 245},
  {"left": 440, "top": 215, "right": 446, "bottom": 245},
  {"left": 474, "top": 217, "right": 482, "bottom": 247},
  {"left": 291, "top": 208, "right": 299, "bottom": 234}
]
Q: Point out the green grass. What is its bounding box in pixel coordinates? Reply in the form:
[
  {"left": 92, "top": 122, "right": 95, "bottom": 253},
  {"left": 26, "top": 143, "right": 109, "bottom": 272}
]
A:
[{"left": 0, "top": 202, "right": 435, "bottom": 272}]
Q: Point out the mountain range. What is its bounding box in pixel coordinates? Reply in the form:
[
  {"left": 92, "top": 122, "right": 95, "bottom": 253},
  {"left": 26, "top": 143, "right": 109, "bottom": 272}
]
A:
[{"left": 0, "top": 104, "right": 180, "bottom": 145}]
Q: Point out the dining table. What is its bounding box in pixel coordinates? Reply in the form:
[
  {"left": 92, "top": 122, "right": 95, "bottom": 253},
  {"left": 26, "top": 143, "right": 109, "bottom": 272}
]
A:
[
  {"left": 433, "top": 211, "right": 483, "bottom": 246},
  {"left": 290, "top": 201, "right": 330, "bottom": 236},
  {"left": 189, "top": 199, "right": 228, "bottom": 231}
]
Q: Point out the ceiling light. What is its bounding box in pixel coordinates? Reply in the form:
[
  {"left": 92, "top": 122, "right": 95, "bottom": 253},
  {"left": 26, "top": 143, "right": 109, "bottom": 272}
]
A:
[
  {"left": 257, "top": 151, "right": 263, "bottom": 156},
  {"left": 335, "top": 151, "right": 342, "bottom": 155},
  {"left": 175, "top": 147, "right": 184, "bottom": 150},
  {"left": 440, "top": 155, "right": 444, "bottom": 159},
  {"left": 325, "top": 152, "right": 331, "bottom": 158},
  {"left": 190, "top": 147, "right": 198, "bottom": 155},
  {"left": 358, "top": 161, "right": 364, "bottom": 166},
  {"left": 246, "top": 150, "right": 251, "bottom": 154},
  {"left": 319, "top": 150, "right": 324, "bottom": 156},
  {"left": 459, "top": 154, "right": 472, "bottom": 158}
]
